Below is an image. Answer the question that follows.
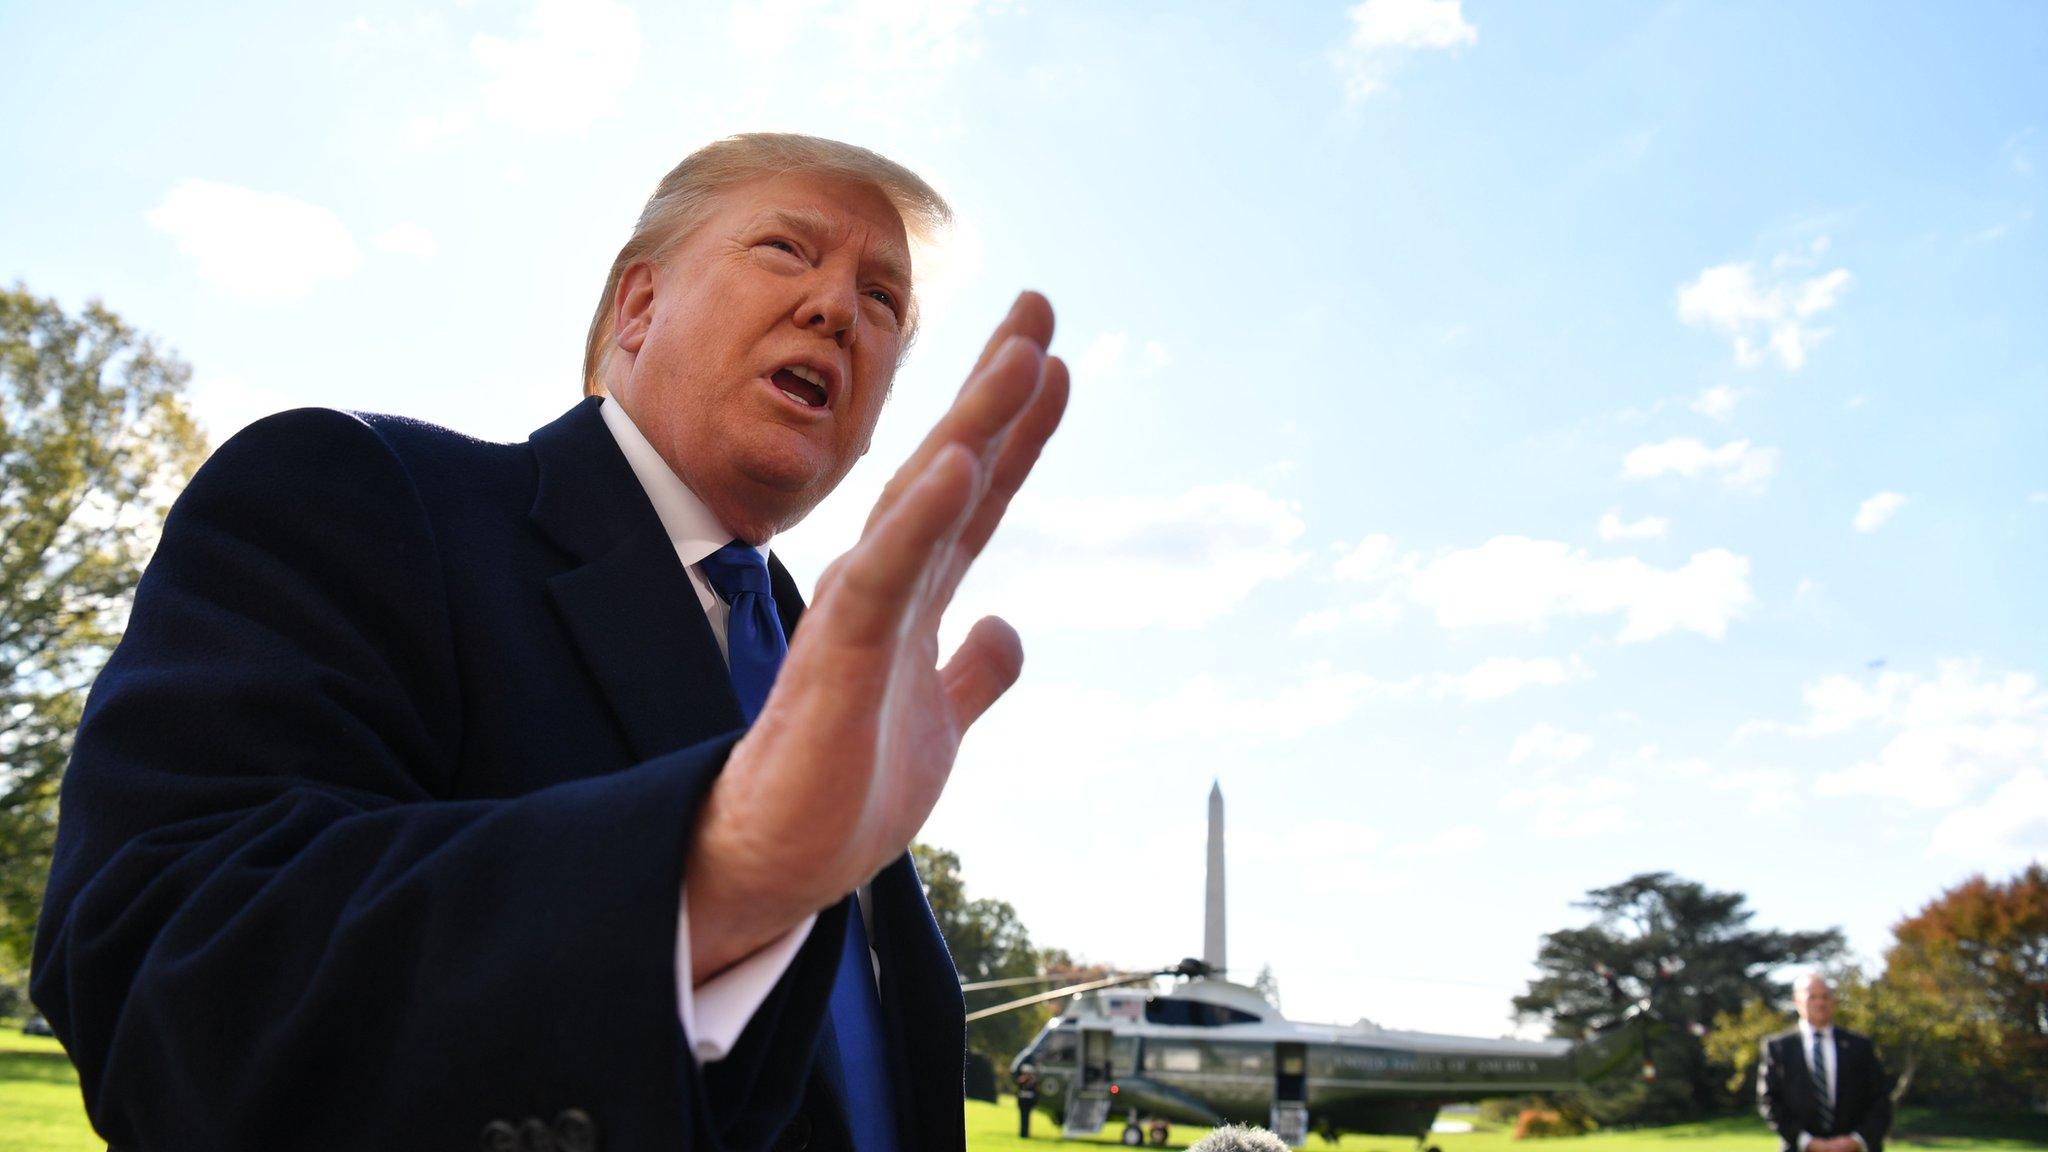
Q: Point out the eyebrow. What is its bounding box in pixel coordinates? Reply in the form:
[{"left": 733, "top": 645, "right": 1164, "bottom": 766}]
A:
[{"left": 757, "top": 207, "right": 913, "bottom": 290}]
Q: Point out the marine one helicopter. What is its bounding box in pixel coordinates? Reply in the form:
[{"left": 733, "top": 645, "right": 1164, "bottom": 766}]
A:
[{"left": 974, "top": 785, "right": 1642, "bottom": 1148}]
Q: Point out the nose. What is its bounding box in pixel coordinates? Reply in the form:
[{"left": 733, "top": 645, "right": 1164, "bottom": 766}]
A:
[{"left": 798, "top": 273, "right": 859, "bottom": 349}]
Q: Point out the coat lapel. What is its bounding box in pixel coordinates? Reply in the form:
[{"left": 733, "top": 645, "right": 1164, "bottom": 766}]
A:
[{"left": 528, "top": 398, "right": 744, "bottom": 760}]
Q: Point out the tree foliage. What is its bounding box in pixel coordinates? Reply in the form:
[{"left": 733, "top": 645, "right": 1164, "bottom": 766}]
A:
[
  {"left": 1513, "top": 872, "right": 1843, "bottom": 1125},
  {"left": 1253, "top": 963, "right": 1281, "bottom": 1012},
  {"left": 0, "top": 285, "right": 206, "bottom": 987},
  {"left": 1884, "top": 865, "right": 2048, "bottom": 1108},
  {"left": 912, "top": 842, "right": 1074, "bottom": 1068}
]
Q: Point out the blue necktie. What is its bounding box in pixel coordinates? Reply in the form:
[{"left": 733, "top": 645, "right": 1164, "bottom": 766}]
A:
[{"left": 697, "top": 542, "right": 900, "bottom": 1152}]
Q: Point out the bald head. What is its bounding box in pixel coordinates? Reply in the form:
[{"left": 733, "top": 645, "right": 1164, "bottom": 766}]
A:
[{"left": 1794, "top": 973, "right": 1836, "bottom": 1028}]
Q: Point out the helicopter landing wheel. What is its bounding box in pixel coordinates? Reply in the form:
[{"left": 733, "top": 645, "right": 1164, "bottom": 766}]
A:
[{"left": 1121, "top": 1123, "right": 1145, "bottom": 1145}]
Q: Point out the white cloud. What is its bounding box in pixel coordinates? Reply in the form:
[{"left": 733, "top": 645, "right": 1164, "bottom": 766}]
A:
[
  {"left": 1294, "top": 595, "right": 1402, "bottom": 634},
  {"left": 1347, "top": 0, "right": 1477, "bottom": 49},
  {"left": 374, "top": 222, "right": 438, "bottom": 258},
  {"left": 1599, "top": 511, "right": 1669, "bottom": 541},
  {"left": 1073, "top": 331, "right": 1172, "bottom": 386},
  {"left": 1510, "top": 723, "right": 1593, "bottom": 767},
  {"left": 1787, "top": 661, "right": 2048, "bottom": 809},
  {"left": 1447, "top": 655, "right": 1588, "bottom": 702},
  {"left": 1332, "top": 534, "right": 1400, "bottom": 581},
  {"left": 2029, "top": 492, "right": 2048, "bottom": 505},
  {"left": 1332, "top": 0, "right": 1476, "bottom": 102},
  {"left": 1394, "top": 823, "right": 1486, "bottom": 858},
  {"left": 1144, "top": 669, "right": 1382, "bottom": 742},
  {"left": 1623, "top": 437, "right": 1779, "bottom": 493},
  {"left": 473, "top": 0, "right": 640, "bottom": 134},
  {"left": 729, "top": 0, "right": 1005, "bottom": 129},
  {"left": 1929, "top": 769, "right": 2048, "bottom": 868},
  {"left": 1853, "top": 491, "right": 1907, "bottom": 533},
  {"left": 1501, "top": 776, "right": 1632, "bottom": 839},
  {"left": 1677, "top": 241, "right": 1852, "bottom": 370},
  {"left": 1689, "top": 385, "right": 1746, "bottom": 420},
  {"left": 146, "top": 180, "right": 363, "bottom": 303},
  {"left": 968, "top": 484, "right": 1306, "bottom": 632},
  {"left": 1408, "top": 536, "right": 1752, "bottom": 643}
]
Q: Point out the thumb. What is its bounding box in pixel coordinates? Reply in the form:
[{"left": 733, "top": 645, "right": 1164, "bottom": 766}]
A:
[{"left": 940, "top": 616, "right": 1025, "bottom": 729}]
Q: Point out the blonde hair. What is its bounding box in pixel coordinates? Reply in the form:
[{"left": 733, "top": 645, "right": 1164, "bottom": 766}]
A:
[{"left": 583, "top": 133, "right": 952, "bottom": 396}]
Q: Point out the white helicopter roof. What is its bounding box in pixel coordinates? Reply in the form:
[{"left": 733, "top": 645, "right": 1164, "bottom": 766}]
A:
[{"left": 1059, "top": 978, "right": 1572, "bottom": 1058}]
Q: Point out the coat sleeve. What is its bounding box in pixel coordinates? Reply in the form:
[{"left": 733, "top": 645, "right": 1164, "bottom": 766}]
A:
[
  {"left": 1758, "top": 1036, "right": 1801, "bottom": 1150},
  {"left": 1851, "top": 1038, "right": 1894, "bottom": 1152},
  {"left": 30, "top": 408, "right": 835, "bottom": 1152}
]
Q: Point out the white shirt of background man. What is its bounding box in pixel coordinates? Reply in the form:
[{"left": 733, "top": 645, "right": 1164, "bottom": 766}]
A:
[{"left": 1794, "top": 1021, "right": 1865, "bottom": 1152}]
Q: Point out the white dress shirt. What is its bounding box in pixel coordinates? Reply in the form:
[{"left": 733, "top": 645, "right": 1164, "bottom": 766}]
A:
[{"left": 598, "top": 397, "right": 830, "bottom": 1065}]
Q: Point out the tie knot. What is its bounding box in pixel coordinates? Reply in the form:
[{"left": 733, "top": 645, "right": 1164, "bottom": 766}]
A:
[{"left": 699, "top": 541, "right": 772, "bottom": 603}]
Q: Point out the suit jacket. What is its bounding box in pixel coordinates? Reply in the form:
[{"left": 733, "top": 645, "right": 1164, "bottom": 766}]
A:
[
  {"left": 31, "top": 397, "right": 966, "bottom": 1152},
  {"left": 1758, "top": 1027, "right": 1892, "bottom": 1152}
]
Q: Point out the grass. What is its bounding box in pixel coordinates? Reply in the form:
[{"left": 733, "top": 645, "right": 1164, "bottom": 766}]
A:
[
  {"left": 2, "top": 1037, "right": 2040, "bottom": 1152},
  {"left": 0, "top": 1031, "right": 99, "bottom": 1152},
  {"left": 962, "top": 1099, "right": 2048, "bottom": 1152}
]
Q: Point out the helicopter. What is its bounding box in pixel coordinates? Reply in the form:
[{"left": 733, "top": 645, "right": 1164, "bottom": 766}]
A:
[{"left": 976, "top": 784, "right": 1645, "bottom": 1148}]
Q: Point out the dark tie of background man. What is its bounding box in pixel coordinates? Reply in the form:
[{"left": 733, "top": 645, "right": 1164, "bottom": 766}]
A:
[
  {"left": 698, "top": 542, "right": 901, "bottom": 1152},
  {"left": 1809, "top": 1033, "right": 1833, "bottom": 1132}
]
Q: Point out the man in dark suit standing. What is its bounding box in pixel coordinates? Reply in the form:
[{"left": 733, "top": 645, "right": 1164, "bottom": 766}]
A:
[
  {"left": 1759, "top": 974, "right": 1894, "bottom": 1152},
  {"left": 32, "top": 134, "right": 1070, "bottom": 1151}
]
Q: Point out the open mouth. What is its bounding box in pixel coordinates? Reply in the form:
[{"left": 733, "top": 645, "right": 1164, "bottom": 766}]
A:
[{"left": 771, "top": 365, "right": 829, "bottom": 409}]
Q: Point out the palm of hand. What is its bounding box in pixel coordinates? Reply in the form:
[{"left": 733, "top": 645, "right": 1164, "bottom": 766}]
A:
[{"left": 686, "top": 293, "right": 1066, "bottom": 977}]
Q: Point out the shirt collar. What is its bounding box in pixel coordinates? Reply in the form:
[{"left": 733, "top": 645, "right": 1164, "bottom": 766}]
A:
[
  {"left": 599, "top": 396, "right": 772, "bottom": 567},
  {"left": 1800, "top": 1021, "right": 1833, "bottom": 1045}
]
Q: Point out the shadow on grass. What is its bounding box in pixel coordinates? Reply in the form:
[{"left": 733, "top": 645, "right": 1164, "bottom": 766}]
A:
[{"left": 0, "top": 1048, "right": 80, "bottom": 1089}]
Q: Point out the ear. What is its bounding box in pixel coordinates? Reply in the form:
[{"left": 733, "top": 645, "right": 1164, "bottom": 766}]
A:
[{"left": 613, "top": 263, "right": 658, "bottom": 354}]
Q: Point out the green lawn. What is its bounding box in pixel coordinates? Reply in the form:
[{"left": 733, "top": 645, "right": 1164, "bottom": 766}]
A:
[
  {"left": 0, "top": 1032, "right": 99, "bottom": 1152},
  {"left": 2, "top": 1037, "right": 2040, "bottom": 1152},
  {"left": 962, "top": 1100, "right": 2047, "bottom": 1152}
]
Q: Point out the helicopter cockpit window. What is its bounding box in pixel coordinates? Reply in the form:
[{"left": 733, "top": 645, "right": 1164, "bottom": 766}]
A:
[
  {"left": 1143, "top": 998, "right": 1261, "bottom": 1027},
  {"left": 1037, "top": 1029, "right": 1078, "bottom": 1065}
]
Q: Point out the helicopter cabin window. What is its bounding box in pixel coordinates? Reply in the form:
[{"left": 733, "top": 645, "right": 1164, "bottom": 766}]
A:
[
  {"left": 1143, "top": 998, "right": 1262, "bottom": 1027},
  {"left": 1038, "top": 1030, "right": 1078, "bottom": 1065},
  {"left": 1144, "top": 1042, "right": 1203, "bottom": 1074},
  {"left": 1222, "top": 1044, "right": 1271, "bottom": 1076}
]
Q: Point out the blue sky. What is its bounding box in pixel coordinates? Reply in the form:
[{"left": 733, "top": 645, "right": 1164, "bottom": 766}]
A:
[{"left": 3, "top": 0, "right": 2044, "bottom": 1038}]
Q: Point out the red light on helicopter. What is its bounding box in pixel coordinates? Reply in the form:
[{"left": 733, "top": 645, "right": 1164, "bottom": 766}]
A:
[{"left": 1110, "top": 1085, "right": 1120, "bottom": 1095}]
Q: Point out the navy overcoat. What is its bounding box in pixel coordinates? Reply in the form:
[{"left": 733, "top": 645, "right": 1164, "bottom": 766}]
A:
[{"left": 33, "top": 397, "right": 966, "bottom": 1152}]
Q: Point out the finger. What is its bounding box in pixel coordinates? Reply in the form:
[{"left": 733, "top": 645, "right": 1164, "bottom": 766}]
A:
[
  {"left": 864, "top": 292, "right": 1052, "bottom": 532},
  {"left": 818, "top": 442, "right": 980, "bottom": 646},
  {"left": 904, "top": 354, "right": 1069, "bottom": 639},
  {"left": 864, "top": 333, "right": 1045, "bottom": 535},
  {"left": 966, "top": 291, "right": 1056, "bottom": 380},
  {"left": 951, "top": 352, "right": 1070, "bottom": 563},
  {"left": 940, "top": 615, "right": 1025, "bottom": 729}
]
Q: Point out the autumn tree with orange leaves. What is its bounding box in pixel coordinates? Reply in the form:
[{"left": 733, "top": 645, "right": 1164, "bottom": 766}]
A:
[{"left": 1884, "top": 864, "right": 2047, "bottom": 1109}]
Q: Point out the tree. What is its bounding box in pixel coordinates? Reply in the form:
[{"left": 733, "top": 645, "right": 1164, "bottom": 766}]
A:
[
  {"left": 1884, "top": 865, "right": 2048, "bottom": 1108},
  {"left": 1253, "top": 963, "right": 1282, "bottom": 1012},
  {"left": 0, "top": 285, "right": 206, "bottom": 1001},
  {"left": 1514, "top": 872, "right": 1843, "bottom": 1125},
  {"left": 912, "top": 842, "right": 1065, "bottom": 1068}
]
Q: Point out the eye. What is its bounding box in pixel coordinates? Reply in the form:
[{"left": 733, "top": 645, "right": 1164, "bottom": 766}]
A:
[
  {"left": 759, "top": 238, "right": 803, "bottom": 258},
  {"left": 866, "top": 287, "right": 897, "bottom": 311}
]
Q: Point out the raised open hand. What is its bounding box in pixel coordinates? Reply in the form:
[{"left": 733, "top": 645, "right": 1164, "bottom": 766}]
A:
[{"left": 686, "top": 292, "right": 1069, "bottom": 978}]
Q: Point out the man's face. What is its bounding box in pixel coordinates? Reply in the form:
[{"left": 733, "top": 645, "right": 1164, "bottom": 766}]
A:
[
  {"left": 1795, "top": 977, "right": 1836, "bottom": 1028},
  {"left": 610, "top": 170, "right": 913, "bottom": 540}
]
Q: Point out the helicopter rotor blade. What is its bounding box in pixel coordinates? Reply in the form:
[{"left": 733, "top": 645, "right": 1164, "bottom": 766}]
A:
[{"left": 963, "top": 970, "right": 1166, "bottom": 1023}]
